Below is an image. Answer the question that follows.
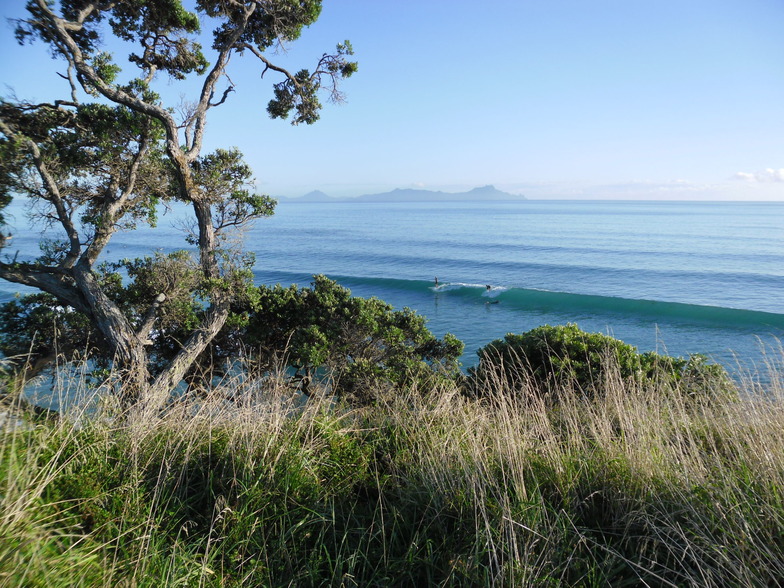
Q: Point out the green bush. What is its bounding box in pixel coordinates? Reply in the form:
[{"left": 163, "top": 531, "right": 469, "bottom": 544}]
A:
[
  {"left": 243, "top": 275, "right": 464, "bottom": 403},
  {"left": 468, "top": 323, "right": 735, "bottom": 400}
]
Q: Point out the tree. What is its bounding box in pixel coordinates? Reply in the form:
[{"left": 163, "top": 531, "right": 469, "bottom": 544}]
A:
[{"left": 0, "top": 0, "right": 357, "bottom": 412}]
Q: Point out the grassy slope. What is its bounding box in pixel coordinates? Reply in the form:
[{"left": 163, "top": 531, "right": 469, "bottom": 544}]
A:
[{"left": 2, "top": 364, "right": 784, "bottom": 587}]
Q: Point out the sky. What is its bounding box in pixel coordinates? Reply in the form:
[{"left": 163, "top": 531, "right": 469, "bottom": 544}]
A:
[{"left": 2, "top": 1, "right": 784, "bottom": 200}]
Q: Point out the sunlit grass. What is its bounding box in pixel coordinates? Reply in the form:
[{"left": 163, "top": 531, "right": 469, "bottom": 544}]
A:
[{"left": 2, "top": 356, "right": 784, "bottom": 586}]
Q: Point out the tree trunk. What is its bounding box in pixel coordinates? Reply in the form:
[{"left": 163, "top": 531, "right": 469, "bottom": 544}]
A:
[
  {"left": 71, "top": 265, "right": 151, "bottom": 404},
  {"left": 140, "top": 297, "right": 230, "bottom": 416}
]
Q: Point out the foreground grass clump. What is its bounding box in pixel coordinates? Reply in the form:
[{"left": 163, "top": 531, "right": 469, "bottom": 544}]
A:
[{"left": 2, "top": 362, "right": 784, "bottom": 586}]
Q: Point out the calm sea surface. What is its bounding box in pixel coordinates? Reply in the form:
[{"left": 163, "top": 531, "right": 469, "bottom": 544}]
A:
[{"left": 2, "top": 200, "right": 783, "bottom": 375}]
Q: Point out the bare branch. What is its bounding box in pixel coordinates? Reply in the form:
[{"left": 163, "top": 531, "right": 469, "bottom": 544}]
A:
[
  {"left": 146, "top": 298, "right": 230, "bottom": 412},
  {"left": 73, "top": 1, "right": 115, "bottom": 27},
  {"left": 243, "top": 43, "right": 300, "bottom": 85},
  {"left": 209, "top": 83, "right": 235, "bottom": 108},
  {"left": 60, "top": 60, "right": 80, "bottom": 103}
]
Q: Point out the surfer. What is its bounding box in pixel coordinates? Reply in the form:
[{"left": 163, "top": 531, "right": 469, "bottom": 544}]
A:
[
  {"left": 435, "top": 277, "right": 439, "bottom": 287},
  {"left": 484, "top": 284, "right": 499, "bottom": 304}
]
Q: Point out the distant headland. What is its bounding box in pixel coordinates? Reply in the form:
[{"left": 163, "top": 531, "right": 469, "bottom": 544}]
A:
[{"left": 278, "top": 185, "right": 526, "bottom": 203}]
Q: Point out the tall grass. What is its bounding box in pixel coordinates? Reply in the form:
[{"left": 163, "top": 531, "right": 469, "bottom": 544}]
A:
[{"left": 2, "top": 358, "right": 784, "bottom": 586}]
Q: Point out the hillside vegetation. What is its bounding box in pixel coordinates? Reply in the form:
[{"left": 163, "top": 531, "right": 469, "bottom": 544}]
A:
[{"left": 2, "top": 348, "right": 784, "bottom": 587}]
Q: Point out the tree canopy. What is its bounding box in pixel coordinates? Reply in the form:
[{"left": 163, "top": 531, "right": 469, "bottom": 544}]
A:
[{"left": 0, "top": 0, "right": 357, "bottom": 412}]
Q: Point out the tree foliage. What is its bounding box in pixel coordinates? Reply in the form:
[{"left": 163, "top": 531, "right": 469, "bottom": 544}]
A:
[
  {"left": 468, "top": 323, "right": 735, "bottom": 401},
  {"left": 0, "top": 0, "right": 356, "bottom": 411}
]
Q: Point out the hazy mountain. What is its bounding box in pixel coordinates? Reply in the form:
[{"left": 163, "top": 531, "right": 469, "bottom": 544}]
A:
[
  {"left": 278, "top": 185, "right": 526, "bottom": 203},
  {"left": 296, "top": 190, "right": 333, "bottom": 202},
  {"left": 354, "top": 185, "right": 525, "bottom": 202}
]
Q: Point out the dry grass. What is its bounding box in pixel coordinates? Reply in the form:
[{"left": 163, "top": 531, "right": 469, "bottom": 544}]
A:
[{"left": 2, "top": 356, "right": 784, "bottom": 586}]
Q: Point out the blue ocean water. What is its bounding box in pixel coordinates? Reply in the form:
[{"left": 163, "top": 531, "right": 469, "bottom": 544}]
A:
[
  {"left": 249, "top": 200, "right": 784, "bottom": 373},
  {"left": 2, "top": 199, "right": 783, "bottom": 374}
]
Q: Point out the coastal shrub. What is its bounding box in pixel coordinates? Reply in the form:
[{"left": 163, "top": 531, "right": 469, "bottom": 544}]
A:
[
  {"left": 243, "top": 275, "right": 464, "bottom": 403},
  {"left": 468, "top": 323, "right": 735, "bottom": 400}
]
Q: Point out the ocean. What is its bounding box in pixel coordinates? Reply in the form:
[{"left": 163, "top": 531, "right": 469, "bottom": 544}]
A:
[{"left": 2, "top": 199, "right": 783, "bottom": 376}]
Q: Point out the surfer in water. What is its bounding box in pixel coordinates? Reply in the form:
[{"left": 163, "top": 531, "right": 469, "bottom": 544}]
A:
[
  {"left": 485, "top": 284, "right": 499, "bottom": 304},
  {"left": 435, "top": 277, "right": 439, "bottom": 287}
]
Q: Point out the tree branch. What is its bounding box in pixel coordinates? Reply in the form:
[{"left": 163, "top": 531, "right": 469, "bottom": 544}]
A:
[
  {"left": 0, "top": 262, "right": 89, "bottom": 315},
  {"left": 79, "top": 134, "right": 151, "bottom": 267},
  {"left": 137, "top": 292, "right": 167, "bottom": 344},
  {"left": 187, "top": 11, "right": 254, "bottom": 160},
  {"left": 73, "top": 1, "right": 115, "bottom": 28},
  {"left": 145, "top": 296, "right": 230, "bottom": 414},
  {"left": 208, "top": 84, "right": 235, "bottom": 108},
  {"left": 0, "top": 115, "right": 82, "bottom": 268},
  {"left": 242, "top": 43, "right": 300, "bottom": 86},
  {"left": 33, "top": 0, "right": 181, "bottom": 172}
]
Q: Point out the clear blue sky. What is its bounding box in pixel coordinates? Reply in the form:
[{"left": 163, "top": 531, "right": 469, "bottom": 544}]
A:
[{"left": 2, "top": 1, "right": 784, "bottom": 200}]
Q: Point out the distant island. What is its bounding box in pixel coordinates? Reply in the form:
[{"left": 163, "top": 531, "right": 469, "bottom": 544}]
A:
[{"left": 279, "top": 185, "right": 526, "bottom": 203}]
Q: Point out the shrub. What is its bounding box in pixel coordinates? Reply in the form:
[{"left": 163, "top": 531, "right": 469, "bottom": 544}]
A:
[
  {"left": 468, "top": 323, "right": 735, "bottom": 401},
  {"left": 243, "top": 275, "right": 464, "bottom": 403}
]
